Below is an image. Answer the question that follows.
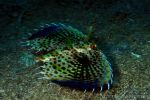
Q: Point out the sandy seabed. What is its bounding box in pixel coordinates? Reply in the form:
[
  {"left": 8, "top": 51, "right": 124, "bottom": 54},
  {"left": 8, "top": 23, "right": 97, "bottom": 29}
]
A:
[{"left": 0, "top": 0, "right": 150, "bottom": 100}]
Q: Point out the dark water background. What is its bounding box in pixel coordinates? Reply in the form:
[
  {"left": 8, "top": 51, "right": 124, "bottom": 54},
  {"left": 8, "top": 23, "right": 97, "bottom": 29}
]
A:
[{"left": 0, "top": 0, "right": 149, "bottom": 99}]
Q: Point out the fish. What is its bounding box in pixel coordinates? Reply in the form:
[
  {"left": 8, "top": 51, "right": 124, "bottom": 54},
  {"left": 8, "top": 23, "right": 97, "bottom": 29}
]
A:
[{"left": 25, "top": 23, "right": 113, "bottom": 91}]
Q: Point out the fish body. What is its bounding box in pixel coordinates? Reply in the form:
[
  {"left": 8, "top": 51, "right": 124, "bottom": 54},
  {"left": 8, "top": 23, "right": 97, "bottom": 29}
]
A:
[{"left": 25, "top": 23, "right": 113, "bottom": 91}]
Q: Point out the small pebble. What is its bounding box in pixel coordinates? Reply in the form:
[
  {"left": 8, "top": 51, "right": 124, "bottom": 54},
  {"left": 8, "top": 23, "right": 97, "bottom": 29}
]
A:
[{"left": 131, "top": 52, "right": 142, "bottom": 58}]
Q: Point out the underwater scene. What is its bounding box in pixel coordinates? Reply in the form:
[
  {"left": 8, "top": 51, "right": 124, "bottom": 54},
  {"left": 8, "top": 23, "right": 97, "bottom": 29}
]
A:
[{"left": 0, "top": 0, "right": 149, "bottom": 99}]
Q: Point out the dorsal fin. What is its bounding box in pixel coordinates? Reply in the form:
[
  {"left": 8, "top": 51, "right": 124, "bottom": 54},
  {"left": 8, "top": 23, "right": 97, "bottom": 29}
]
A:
[
  {"left": 28, "top": 23, "right": 63, "bottom": 40},
  {"left": 28, "top": 23, "right": 84, "bottom": 40}
]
